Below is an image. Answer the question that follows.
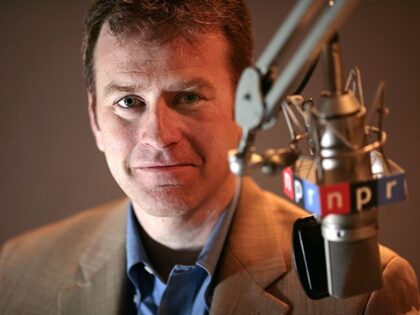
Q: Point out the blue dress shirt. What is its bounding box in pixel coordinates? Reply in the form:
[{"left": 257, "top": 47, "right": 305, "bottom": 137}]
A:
[{"left": 126, "top": 203, "right": 235, "bottom": 315}]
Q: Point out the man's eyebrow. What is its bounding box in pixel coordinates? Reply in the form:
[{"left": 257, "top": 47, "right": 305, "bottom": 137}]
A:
[
  {"left": 168, "top": 78, "right": 216, "bottom": 92},
  {"left": 103, "top": 83, "right": 138, "bottom": 97},
  {"left": 103, "top": 78, "right": 216, "bottom": 97}
]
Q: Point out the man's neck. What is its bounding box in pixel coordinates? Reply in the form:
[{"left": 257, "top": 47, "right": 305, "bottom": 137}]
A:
[
  {"left": 133, "top": 176, "right": 237, "bottom": 250},
  {"left": 132, "top": 180, "right": 236, "bottom": 280},
  {"left": 134, "top": 202, "right": 225, "bottom": 248}
]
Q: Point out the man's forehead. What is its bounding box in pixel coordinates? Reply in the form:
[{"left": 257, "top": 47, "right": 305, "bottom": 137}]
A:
[
  {"left": 95, "top": 22, "right": 222, "bottom": 59},
  {"left": 96, "top": 23, "right": 160, "bottom": 55},
  {"left": 94, "top": 22, "right": 230, "bottom": 73}
]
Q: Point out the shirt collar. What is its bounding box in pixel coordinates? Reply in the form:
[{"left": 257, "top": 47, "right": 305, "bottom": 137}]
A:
[
  {"left": 195, "top": 202, "right": 236, "bottom": 276},
  {"left": 126, "top": 204, "right": 151, "bottom": 271}
]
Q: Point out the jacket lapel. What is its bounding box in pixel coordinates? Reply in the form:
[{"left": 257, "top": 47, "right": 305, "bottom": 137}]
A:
[
  {"left": 58, "top": 199, "right": 129, "bottom": 315},
  {"left": 211, "top": 178, "right": 292, "bottom": 315}
]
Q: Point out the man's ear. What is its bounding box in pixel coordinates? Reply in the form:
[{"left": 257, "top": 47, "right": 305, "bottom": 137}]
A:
[{"left": 87, "top": 91, "right": 105, "bottom": 152}]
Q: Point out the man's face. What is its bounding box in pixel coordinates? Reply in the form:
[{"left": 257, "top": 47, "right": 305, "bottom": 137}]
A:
[{"left": 89, "top": 24, "right": 241, "bottom": 217}]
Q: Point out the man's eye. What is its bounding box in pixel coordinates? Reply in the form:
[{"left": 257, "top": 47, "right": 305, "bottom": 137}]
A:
[
  {"left": 176, "top": 93, "right": 201, "bottom": 105},
  {"left": 115, "top": 96, "right": 143, "bottom": 109}
]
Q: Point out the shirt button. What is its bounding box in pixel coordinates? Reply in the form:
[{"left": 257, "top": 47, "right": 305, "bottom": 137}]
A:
[
  {"left": 133, "top": 294, "right": 140, "bottom": 305},
  {"left": 144, "top": 264, "right": 154, "bottom": 274}
]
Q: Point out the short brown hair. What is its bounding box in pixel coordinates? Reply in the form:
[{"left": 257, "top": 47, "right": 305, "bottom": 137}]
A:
[{"left": 82, "top": 0, "right": 254, "bottom": 92}]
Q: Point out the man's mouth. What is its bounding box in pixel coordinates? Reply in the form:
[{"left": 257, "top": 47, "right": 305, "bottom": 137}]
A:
[{"left": 134, "top": 163, "right": 197, "bottom": 172}]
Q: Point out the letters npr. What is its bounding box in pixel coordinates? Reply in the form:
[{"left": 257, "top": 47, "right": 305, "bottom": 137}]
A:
[{"left": 282, "top": 167, "right": 407, "bottom": 217}]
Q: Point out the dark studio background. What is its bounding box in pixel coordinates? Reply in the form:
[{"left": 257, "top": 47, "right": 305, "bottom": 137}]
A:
[{"left": 1, "top": 0, "right": 419, "bottom": 287}]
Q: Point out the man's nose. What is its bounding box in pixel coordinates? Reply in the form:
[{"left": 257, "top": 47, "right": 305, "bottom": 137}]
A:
[{"left": 138, "top": 100, "right": 181, "bottom": 150}]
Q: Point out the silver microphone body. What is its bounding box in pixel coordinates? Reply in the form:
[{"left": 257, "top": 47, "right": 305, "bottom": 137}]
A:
[{"left": 313, "top": 35, "right": 381, "bottom": 298}]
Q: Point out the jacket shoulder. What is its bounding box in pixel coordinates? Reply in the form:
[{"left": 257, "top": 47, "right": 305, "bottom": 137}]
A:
[
  {"left": 0, "top": 199, "right": 128, "bottom": 315},
  {"left": 365, "top": 245, "right": 420, "bottom": 314},
  {"left": 1, "top": 199, "right": 127, "bottom": 259}
]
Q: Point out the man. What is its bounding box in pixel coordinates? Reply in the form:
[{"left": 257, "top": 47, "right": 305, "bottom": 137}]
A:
[{"left": 0, "top": 0, "right": 419, "bottom": 314}]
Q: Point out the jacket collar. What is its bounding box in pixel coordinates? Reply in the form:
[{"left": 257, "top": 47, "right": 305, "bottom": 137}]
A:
[
  {"left": 78, "top": 199, "right": 128, "bottom": 282},
  {"left": 211, "top": 177, "right": 291, "bottom": 314},
  {"left": 58, "top": 199, "right": 129, "bottom": 315}
]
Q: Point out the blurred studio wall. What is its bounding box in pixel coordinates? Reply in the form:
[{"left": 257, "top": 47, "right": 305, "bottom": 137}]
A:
[{"left": 1, "top": 0, "right": 419, "bottom": 285}]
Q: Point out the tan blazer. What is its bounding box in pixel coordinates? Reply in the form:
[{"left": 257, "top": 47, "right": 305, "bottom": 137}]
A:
[{"left": 1, "top": 178, "right": 419, "bottom": 314}]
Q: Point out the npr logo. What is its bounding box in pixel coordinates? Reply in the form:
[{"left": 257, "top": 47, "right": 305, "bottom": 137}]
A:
[{"left": 282, "top": 167, "right": 407, "bottom": 217}]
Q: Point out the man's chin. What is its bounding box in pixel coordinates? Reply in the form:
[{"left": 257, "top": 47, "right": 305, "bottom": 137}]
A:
[{"left": 129, "top": 188, "right": 198, "bottom": 217}]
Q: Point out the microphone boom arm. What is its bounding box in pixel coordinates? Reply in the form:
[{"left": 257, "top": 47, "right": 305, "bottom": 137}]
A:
[{"left": 231, "top": 0, "right": 361, "bottom": 173}]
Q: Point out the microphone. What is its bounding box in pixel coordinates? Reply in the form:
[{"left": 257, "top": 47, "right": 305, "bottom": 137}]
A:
[
  {"left": 311, "top": 33, "right": 381, "bottom": 298},
  {"left": 227, "top": 0, "right": 407, "bottom": 299},
  {"left": 283, "top": 34, "right": 407, "bottom": 298}
]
